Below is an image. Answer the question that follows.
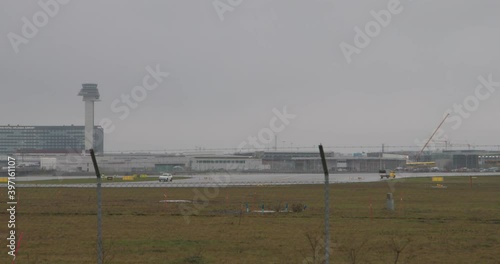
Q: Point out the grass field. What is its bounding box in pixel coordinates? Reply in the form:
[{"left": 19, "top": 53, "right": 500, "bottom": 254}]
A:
[{"left": 2, "top": 176, "right": 499, "bottom": 263}]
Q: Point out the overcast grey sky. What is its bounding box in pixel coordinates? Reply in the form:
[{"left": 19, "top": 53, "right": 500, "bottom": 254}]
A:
[{"left": 1, "top": 0, "right": 499, "bottom": 152}]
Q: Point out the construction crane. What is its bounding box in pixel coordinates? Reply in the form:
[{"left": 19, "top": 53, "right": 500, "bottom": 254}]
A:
[{"left": 416, "top": 113, "right": 450, "bottom": 161}]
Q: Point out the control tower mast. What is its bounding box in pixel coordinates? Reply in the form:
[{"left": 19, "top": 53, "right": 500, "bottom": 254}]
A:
[{"left": 78, "top": 83, "right": 100, "bottom": 151}]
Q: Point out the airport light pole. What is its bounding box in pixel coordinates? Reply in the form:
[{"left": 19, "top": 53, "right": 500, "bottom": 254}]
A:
[{"left": 90, "top": 149, "right": 103, "bottom": 264}]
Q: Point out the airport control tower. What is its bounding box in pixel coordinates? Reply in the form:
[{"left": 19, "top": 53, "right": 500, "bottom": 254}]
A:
[{"left": 78, "top": 83, "right": 100, "bottom": 151}]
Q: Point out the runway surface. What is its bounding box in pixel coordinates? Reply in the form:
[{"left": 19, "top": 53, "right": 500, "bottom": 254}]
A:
[{"left": 9, "top": 172, "right": 499, "bottom": 188}]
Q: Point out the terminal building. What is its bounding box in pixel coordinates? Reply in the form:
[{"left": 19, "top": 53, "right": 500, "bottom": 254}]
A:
[{"left": 0, "top": 125, "right": 104, "bottom": 154}]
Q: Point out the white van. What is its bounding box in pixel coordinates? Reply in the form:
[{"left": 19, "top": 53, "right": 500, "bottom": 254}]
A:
[{"left": 158, "top": 173, "right": 173, "bottom": 182}]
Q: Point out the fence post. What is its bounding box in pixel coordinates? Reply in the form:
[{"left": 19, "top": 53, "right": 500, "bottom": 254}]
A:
[
  {"left": 90, "top": 149, "right": 103, "bottom": 264},
  {"left": 319, "top": 144, "right": 330, "bottom": 263}
]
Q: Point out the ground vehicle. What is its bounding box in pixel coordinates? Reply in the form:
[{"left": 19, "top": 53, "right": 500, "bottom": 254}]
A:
[
  {"left": 379, "top": 169, "right": 396, "bottom": 179},
  {"left": 158, "top": 173, "right": 173, "bottom": 182},
  {"left": 430, "top": 167, "right": 440, "bottom": 172}
]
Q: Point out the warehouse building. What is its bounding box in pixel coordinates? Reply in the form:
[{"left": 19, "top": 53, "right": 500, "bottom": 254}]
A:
[
  {"left": 189, "top": 155, "right": 269, "bottom": 171},
  {"left": 236, "top": 151, "right": 406, "bottom": 172}
]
